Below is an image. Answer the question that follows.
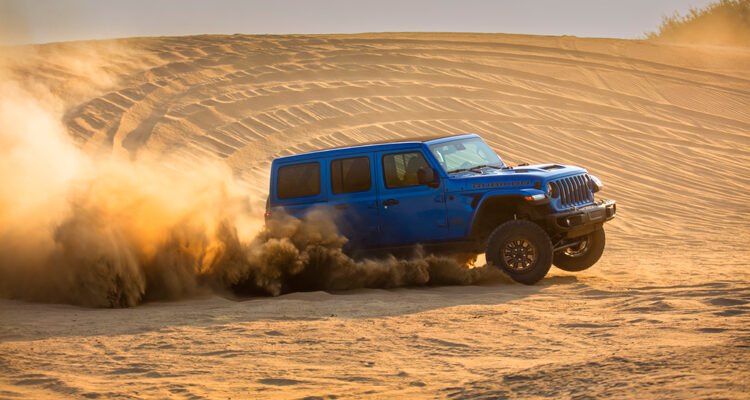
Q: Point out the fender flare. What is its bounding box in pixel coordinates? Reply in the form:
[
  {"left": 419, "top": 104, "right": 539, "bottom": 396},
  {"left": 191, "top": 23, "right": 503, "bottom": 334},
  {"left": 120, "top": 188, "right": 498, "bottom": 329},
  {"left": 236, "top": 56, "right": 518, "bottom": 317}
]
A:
[{"left": 466, "top": 188, "right": 548, "bottom": 237}]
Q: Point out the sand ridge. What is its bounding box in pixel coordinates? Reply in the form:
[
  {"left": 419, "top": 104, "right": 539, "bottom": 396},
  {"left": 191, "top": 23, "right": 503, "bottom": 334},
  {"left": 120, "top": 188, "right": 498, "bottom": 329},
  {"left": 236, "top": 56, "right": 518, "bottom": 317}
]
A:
[{"left": 0, "top": 33, "right": 749, "bottom": 398}]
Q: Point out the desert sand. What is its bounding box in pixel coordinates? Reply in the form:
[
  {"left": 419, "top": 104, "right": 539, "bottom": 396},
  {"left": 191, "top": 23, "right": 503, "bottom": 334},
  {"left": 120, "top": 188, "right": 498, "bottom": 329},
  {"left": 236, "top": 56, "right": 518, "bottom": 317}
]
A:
[{"left": 0, "top": 33, "right": 749, "bottom": 398}]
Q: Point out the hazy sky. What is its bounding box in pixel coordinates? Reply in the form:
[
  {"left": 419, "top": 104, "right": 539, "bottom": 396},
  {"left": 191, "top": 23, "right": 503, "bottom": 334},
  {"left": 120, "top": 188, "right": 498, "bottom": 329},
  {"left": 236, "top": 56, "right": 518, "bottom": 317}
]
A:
[{"left": 1, "top": 0, "right": 714, "bottom": 45}]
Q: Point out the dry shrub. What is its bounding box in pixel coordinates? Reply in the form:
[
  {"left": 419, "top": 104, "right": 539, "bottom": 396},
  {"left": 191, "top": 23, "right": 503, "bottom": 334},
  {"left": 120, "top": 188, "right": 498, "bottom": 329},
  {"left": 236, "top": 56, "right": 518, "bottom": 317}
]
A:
[{"left": 647, "top": 0, "right": 750, "bottom": 46}]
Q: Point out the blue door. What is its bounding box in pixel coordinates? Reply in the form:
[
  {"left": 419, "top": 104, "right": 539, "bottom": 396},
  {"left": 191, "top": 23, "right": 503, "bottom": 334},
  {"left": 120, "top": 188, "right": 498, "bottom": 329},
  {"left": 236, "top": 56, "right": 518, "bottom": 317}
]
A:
[
  {"left": 376, "top": 149, "right": 448, "bottom": 246},
  {"left": 327, "top": 154, "right": 380, "bottom": 248}
]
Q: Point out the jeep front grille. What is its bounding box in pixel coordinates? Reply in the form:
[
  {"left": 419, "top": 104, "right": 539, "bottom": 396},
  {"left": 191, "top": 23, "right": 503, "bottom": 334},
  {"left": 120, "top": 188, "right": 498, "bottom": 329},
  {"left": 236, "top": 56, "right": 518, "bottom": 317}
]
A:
[{"left": 554, "top": 174, "right": 593, "bottom": 208}]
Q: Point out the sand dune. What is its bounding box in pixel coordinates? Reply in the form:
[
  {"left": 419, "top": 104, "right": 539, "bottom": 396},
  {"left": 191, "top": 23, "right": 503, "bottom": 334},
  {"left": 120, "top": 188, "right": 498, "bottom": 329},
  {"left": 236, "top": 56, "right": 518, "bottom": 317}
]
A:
[
  {"left": 54, "top": 33, "right": 750, "bottom": 247},
  {"left": 1, "top": 33, "right": 749, "bottom": 398}
]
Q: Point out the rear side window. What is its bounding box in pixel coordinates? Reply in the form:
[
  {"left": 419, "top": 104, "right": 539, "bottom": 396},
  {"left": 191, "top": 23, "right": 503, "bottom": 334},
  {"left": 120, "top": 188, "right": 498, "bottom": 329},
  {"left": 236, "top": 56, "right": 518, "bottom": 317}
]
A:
[
  {"left": 277, "top": 162, "right": 320, "bottom": 199},
  {"left": 331, "top": 156, "right": 371, "bottom": 194},
  {"left": 382, "top": 151, "right": 429, "bottom": 189}
]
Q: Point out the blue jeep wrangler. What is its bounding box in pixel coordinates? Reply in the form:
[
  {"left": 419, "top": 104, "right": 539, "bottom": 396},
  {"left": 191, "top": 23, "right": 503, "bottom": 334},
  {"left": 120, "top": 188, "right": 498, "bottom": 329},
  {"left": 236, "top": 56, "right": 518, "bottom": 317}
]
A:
[{"left": 266, "top": 134, "right": 616, "bottom": 284}]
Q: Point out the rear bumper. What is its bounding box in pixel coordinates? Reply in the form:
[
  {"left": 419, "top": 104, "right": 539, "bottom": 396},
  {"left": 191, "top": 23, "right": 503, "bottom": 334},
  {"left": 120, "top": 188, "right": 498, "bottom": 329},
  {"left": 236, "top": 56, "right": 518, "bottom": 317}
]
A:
[{"left": 546, "top": 200, "right": 616, "bottom": 238}]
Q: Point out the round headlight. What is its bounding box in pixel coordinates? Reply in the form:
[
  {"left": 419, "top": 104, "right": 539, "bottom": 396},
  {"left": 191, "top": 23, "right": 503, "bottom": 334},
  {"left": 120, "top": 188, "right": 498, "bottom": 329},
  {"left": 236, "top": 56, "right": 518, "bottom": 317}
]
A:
[
  {"left": 546, "top": 182, "right": 558, "bottom": 198},
  {"left": 589, "top": 175, "right": 603, "bottom": 193}
]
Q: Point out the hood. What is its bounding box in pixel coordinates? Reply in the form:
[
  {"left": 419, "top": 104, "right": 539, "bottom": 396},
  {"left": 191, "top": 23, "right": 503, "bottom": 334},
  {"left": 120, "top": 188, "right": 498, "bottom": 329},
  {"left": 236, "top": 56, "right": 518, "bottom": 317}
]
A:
[{"left": 444, "top": 164, "right": 587, "bottom": 192}]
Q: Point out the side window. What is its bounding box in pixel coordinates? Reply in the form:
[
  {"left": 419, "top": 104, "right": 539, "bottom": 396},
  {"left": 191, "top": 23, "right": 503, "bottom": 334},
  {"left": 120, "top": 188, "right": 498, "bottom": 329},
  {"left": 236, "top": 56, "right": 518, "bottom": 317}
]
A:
[
  {"left": 277, "top": 162, "right": 320, "bottom": 199},
  {"left": 331, "top": 156, "right": 372, "bottom": 194},
  {"left": 382, "top": 151, "right": 429, "bottom": 189}
]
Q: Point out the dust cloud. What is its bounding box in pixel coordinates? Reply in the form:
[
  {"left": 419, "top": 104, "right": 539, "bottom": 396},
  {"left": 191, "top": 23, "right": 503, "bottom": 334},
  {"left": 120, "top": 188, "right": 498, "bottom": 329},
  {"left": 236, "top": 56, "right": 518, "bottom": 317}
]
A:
[
  {"left": 0, "top": 45, "right": 503, "bottom": 308},
  {"left": 224, "top": 210, "right": 505, "bottom": 298}
]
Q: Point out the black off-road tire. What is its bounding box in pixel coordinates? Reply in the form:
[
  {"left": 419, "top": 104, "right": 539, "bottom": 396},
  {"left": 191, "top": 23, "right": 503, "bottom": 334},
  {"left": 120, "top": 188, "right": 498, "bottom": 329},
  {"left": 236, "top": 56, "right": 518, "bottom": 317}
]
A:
[
  {"left": 553, "top": 227, "right": 606, "bottom": 272},
  {"left": 485, "top": 220, "right": 553, "bottom": 285}
]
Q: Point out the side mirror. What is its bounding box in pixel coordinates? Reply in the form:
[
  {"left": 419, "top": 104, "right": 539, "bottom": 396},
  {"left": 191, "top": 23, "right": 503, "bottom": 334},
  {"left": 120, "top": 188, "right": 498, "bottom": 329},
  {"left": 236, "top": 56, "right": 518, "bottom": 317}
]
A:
[{"left": 417, "top": 167, "right": 440, "bottom": 188}]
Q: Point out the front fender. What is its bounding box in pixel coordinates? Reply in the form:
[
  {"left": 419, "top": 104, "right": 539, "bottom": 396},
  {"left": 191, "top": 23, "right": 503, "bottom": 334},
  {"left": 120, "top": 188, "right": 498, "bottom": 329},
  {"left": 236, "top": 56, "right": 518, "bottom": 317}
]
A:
[
  {"left": 472, "top": 188, "right": 549, "bottom": 211},
  {"left": 465, "top": 189, "right": 549, "bottom": 238}
]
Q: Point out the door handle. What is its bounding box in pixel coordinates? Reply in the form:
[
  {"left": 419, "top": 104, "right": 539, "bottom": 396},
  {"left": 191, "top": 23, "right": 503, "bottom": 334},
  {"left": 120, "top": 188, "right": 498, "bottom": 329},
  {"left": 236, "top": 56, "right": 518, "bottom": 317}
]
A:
[
  {"left": 382, "top": 199, "right": 399, "bottom": 206},
  {"left": 334, "top": 203, "right": 350, "bottom": 210}
]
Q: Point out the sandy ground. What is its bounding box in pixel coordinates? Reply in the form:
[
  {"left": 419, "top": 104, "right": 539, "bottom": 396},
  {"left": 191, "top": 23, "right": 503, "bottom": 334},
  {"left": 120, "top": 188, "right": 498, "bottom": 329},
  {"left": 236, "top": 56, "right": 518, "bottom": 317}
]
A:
[{"left": 1, "top": 33, "right": 749, "bottom": 398}]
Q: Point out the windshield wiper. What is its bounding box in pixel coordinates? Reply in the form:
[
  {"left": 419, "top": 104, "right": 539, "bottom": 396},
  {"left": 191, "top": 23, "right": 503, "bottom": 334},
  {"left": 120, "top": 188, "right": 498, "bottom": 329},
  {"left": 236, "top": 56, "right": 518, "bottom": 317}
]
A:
[
  {"left": 448, "top": 164, "right": 502, "bottom": 174},
  {"left": 447, "top": 164, "right": 502, "bottom": 174},
  {"left": 469, "top": 164, "right": 502, "bottom": 172}
]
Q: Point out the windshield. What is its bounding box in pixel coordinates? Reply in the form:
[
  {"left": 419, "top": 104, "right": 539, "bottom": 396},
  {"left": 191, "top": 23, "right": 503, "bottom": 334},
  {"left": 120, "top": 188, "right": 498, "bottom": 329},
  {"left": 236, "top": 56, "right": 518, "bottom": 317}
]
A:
[{"left": 429, "top": 137, "right": 504, "bottom": 173}]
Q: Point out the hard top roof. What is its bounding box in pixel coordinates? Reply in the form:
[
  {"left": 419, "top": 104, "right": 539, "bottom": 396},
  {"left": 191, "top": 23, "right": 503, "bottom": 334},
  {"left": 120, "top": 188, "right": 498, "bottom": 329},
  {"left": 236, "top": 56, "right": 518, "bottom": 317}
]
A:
[{"left": 273, "top": 133, "right": 479, "bottom": 163}]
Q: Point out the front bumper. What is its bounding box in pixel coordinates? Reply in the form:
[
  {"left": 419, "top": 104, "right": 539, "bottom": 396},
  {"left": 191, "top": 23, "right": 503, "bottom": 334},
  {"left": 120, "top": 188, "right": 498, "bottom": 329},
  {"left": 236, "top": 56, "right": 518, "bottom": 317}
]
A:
[{"left": 546, "top": 200, "right": 616, "bottom": 238}]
